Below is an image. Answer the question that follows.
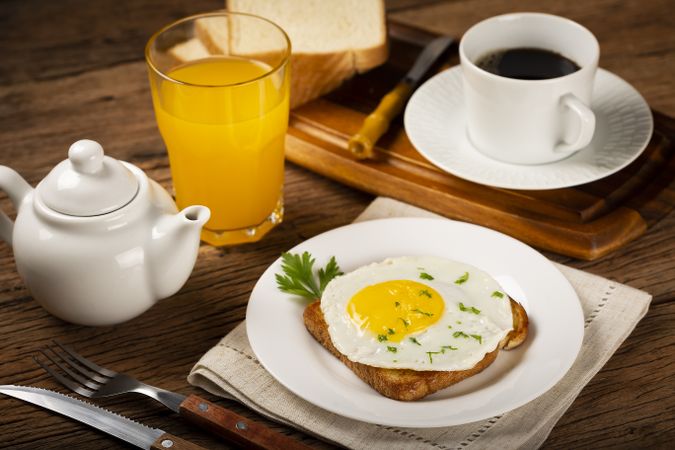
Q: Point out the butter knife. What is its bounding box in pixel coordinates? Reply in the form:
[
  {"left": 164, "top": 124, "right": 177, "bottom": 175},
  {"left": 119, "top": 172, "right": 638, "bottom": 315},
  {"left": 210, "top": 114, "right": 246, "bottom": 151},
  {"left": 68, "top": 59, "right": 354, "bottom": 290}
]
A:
[
  {"left": 0, "top": 385, "right": 204, "bottom": 449},
  {"left": 348, "top": 35, "right": 454, "bottom": 159}
]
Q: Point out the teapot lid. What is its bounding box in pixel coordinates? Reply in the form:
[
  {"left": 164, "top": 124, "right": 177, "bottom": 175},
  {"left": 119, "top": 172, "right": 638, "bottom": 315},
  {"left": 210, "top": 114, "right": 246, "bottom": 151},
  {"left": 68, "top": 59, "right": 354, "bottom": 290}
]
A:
[{"left": 37, "top": 140, "right": 139, "bottom": 217}]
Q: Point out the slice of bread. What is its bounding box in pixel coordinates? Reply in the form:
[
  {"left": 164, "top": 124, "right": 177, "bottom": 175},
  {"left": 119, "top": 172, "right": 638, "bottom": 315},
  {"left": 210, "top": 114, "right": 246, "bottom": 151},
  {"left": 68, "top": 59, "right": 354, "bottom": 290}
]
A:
[
  {"left": 226, "top": 0, "right": 388, "bottom": 108},
  {"left": 167, "top": 2, "right": 387, "bottom": 108},
  {"left": 167, "top": 37, "right": 211, "bottom": 64},
  {"left": 194, "top": 17, "right": 230, "bottom": 54},
  {"left": 303, "top": 298, "right": 528, "bottom": 401}
]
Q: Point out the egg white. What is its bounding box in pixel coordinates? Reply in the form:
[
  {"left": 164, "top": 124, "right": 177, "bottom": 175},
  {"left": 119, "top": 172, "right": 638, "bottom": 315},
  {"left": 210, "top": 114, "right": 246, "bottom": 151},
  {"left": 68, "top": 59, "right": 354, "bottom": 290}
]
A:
[{"left": 320, "top": 256, "right": 514, "bottom": 371}]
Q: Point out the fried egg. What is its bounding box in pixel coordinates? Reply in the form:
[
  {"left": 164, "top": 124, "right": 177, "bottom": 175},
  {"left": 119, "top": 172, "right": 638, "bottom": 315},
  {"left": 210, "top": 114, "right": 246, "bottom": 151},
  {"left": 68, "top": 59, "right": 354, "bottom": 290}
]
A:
[{"left": 321, "top": 256, "right": 513, "bottom": 371}]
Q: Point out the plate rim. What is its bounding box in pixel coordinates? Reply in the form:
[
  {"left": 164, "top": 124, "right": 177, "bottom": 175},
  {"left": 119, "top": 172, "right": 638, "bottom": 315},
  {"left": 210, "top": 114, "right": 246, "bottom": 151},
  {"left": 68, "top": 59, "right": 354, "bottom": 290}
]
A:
[
  {"left": 246, "top": 217, "right": 584, "bottom": 427},
  {"left": 404, "top": 65, "right": 654, "bottom": 190}
]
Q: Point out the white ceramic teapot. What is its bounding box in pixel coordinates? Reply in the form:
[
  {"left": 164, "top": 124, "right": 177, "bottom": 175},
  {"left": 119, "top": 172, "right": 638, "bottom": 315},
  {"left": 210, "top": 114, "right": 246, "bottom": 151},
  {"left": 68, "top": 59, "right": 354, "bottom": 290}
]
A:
[{"left": 0, "top": 140, "right": 210, "bottom": 326}]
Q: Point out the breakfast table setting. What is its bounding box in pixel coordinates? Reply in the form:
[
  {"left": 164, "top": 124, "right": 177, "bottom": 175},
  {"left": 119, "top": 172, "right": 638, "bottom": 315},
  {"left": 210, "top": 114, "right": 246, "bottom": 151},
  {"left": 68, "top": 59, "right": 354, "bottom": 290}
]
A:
[{"left": 1, "top": 0, "right": 673, "bottom": 449}]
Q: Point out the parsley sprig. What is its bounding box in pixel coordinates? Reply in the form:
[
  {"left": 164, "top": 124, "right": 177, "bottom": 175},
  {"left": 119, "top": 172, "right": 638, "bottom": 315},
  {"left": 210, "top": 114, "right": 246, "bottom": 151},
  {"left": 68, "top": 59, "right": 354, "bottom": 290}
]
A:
[{"left": 275, "top": 252, "right": 343, "bottom": 299}]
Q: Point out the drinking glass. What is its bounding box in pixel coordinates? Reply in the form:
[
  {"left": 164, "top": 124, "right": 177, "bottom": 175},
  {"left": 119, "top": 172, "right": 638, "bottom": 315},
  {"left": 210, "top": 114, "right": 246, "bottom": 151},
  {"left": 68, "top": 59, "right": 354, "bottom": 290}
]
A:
[{"left": 145, "top": 12, "right": 291, "bottom": 245}]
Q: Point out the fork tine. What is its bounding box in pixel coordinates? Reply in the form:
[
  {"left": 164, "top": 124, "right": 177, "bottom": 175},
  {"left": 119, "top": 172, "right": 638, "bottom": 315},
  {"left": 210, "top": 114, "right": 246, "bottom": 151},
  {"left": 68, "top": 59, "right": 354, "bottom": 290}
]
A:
[
  {"left": 40, "top": 347, "right": 104, "bottom": 388},
  {"left": 47, "top": 344, "right": 110, "bottom": 384},
  {"left": 53, "top": 340, "right": 117, "bottom": 377},
  {"left": 33, "top": 356, "right": 96, "bottom": 398}
]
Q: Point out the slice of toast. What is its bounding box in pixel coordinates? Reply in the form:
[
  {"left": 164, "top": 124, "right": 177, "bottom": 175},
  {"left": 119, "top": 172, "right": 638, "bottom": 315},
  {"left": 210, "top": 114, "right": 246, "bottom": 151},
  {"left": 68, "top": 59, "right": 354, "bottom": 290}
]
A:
[
  {"left": 167, "top": 1, "right": 387, "bottom": 108},
  {"left": 227, "top": 0, "right": 388, "bottom": 108},
  {"left": 167, "top": 37, "right": 211, "bottom": 65},
  {"left": 303, "top": 298, "right": 528, "bottom": 401}
]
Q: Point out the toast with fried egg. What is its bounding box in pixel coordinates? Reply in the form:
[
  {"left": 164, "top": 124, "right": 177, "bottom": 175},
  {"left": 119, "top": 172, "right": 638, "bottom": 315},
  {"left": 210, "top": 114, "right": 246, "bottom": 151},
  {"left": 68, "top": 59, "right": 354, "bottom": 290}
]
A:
[{"left": 303, "top": 298, "right": 528, "bottom": 401}]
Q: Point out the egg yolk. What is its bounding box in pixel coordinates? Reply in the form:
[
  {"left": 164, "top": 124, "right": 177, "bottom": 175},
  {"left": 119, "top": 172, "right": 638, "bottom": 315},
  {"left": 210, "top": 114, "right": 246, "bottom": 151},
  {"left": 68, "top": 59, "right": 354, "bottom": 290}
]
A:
[{"left": 347, "top": 280, "right": 444, "bottom": 342}]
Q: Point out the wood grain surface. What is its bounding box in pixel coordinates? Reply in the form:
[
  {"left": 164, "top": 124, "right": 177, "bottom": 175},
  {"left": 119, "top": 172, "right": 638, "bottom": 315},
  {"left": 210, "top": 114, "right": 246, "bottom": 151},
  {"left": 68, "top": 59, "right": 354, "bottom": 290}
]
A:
[{"left": 0, "top": 0, "right": 673, "bottom": 449}]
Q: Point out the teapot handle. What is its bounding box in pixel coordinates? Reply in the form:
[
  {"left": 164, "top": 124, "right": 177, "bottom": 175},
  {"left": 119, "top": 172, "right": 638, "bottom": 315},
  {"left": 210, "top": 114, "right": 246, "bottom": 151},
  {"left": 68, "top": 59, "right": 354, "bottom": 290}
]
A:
[{"left": 0, "top": 166, "right": 33, "bottom": 245}]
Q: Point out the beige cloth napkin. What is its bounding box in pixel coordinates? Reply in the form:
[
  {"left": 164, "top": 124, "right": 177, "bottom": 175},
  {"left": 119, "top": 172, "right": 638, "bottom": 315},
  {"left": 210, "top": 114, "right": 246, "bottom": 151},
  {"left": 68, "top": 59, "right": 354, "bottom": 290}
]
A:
[{"left": 188, "top": 197, "right": 651, "bottom": 450}]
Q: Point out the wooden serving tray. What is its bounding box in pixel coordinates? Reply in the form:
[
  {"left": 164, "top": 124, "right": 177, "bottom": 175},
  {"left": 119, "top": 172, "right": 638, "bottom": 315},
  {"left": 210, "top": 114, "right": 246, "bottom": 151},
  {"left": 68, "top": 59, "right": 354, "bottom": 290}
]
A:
[{"left": 285, "top": 21, "right": 675, "bottom": 260}]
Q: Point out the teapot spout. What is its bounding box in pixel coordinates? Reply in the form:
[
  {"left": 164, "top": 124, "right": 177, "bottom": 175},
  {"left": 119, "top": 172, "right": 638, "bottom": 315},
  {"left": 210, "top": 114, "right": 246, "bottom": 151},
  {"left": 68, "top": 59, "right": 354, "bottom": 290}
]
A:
[
  {"left": 150, "top": 205, "right": 210, "bottom": 300},
  {"left": 178, "top": 205, "right": 211, "bottom": 228}
]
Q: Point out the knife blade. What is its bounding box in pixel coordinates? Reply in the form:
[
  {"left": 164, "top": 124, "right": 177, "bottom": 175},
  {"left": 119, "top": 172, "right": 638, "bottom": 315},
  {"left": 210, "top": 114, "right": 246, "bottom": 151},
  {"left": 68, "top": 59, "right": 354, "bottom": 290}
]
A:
[
  {"left": 348, "top": 35, "right": 454, "bottom": 159},
  {"left": 0, "top": 385, "right": 205, "bottom": 450}
]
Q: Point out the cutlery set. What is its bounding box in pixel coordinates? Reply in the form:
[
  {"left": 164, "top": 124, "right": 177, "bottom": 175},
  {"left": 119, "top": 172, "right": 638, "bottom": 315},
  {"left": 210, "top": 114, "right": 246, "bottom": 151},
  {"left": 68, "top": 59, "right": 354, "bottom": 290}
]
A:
[{"left": 2, "top": 341, "right": 310, "bottom": 450}]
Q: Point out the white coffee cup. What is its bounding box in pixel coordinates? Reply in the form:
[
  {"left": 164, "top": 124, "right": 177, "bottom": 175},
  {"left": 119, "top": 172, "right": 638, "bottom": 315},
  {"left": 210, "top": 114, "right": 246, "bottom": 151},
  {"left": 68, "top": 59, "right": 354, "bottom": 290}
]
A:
[{"left": 459, "top": 13, "right": 599, "bottom": 165}]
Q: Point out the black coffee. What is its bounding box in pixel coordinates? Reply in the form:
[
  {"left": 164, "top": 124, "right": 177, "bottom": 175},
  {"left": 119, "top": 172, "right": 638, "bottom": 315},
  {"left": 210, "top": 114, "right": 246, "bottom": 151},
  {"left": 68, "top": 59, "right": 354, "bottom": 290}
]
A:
[{"left": 475, "top": 47, "right": 580, "bottom": 80}]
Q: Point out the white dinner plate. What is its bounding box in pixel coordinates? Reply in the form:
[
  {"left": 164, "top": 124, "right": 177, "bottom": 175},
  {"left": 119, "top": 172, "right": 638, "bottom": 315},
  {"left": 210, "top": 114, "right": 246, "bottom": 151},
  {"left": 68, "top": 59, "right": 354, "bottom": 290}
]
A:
[
  {"left": 246, "top": 218, "right": 584, "bottom": 427},
  {"left": 404, "top": 66, "right": 653, "bottom": 190}
]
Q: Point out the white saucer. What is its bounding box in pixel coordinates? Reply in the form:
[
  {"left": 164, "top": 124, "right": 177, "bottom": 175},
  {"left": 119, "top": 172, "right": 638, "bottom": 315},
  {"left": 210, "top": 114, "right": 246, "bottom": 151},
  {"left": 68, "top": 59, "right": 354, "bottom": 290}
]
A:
[{"left": 404, "top": 66, "right": 653, "bottom": 190}]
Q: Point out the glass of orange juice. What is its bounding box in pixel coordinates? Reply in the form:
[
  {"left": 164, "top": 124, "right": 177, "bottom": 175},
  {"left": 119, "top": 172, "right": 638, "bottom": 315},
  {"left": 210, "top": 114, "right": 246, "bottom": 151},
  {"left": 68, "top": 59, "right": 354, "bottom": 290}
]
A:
[{"left": 145, "top": 12, "right": 290, "bottom": 246}]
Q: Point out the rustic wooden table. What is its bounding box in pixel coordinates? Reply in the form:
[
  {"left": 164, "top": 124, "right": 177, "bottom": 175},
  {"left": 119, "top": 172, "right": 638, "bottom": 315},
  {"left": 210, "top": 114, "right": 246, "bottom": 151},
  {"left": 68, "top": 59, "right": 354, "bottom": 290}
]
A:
[{"left": 1, "top": 1, "right": 673, "bottom": 449}]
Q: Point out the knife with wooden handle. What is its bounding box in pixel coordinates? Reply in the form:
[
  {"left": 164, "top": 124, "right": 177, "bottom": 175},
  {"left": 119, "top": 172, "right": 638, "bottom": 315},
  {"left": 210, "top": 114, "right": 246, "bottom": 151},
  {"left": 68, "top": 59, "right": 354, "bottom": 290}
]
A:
[
  {"left": 0, "top": 385, "right": 206, "bottom": 450},
  {"left": 348, "top": 35, "right": 453, "bottom": 159},
  {"left": 1, "top": 385, "right": 311, "bottom": 450}
]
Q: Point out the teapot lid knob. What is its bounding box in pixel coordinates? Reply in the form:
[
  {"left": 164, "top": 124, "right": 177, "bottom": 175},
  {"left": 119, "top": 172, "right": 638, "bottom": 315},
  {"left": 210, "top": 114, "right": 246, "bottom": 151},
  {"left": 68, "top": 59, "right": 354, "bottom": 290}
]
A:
[{"left": 69, "top": 140, "right": 104, "bottom": 174}]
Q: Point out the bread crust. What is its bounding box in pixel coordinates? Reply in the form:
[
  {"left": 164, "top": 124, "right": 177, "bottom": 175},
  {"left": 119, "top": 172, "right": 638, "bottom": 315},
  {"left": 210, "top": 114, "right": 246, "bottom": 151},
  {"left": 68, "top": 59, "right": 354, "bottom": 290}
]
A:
[
  {"left": 287, "top": 52, "right": 355, "bottom": 108},
  {"left": 353, "top": 42, "right": 389, "bottom": 73},
  {"left": 303, "top": 297, "right": 528, "bottom": 401}
]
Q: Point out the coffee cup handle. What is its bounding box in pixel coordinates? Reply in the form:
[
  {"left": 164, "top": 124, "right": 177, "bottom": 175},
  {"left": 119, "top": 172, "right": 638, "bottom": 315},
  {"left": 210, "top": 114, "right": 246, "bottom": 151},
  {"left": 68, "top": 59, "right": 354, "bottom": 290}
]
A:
[{"left": 555, "top": 93, "right": 596, "bottom": 153}]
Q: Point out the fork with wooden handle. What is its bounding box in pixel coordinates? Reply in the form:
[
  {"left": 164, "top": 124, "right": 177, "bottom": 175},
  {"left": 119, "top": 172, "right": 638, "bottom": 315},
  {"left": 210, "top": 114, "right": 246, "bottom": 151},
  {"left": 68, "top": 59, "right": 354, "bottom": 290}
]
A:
[{"left": 34, "top": 341, "right": 312, "bottom": 450}]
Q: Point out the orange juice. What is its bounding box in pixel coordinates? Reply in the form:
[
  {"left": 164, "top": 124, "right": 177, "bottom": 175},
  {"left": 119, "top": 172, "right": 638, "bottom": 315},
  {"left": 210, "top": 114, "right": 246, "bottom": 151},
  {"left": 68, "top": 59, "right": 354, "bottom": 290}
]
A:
[{"left": 149, "top": 56, "right": 289, "bottom": 244}]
